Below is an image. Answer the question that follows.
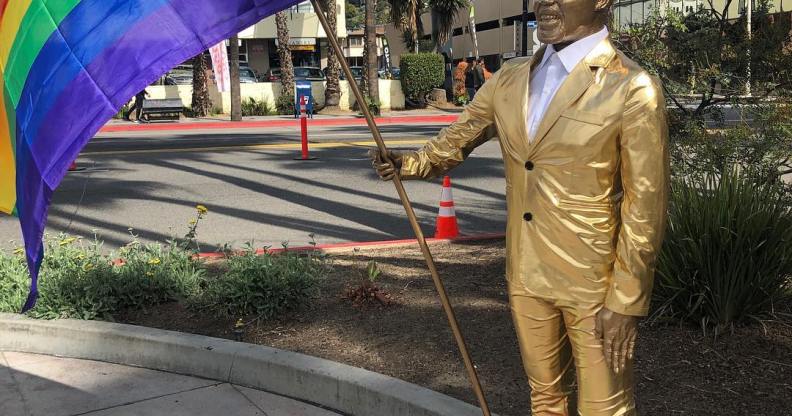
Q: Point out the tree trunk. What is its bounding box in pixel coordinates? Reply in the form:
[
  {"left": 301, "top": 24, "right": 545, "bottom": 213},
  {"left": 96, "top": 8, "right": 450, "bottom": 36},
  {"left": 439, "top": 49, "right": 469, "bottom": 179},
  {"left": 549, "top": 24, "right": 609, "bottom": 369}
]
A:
[
  {"left": 191, "top": 52, "right": 212, "bottom": 117},
  {"left": 363, "top": 0, "right": 379, "bottom": 104},
  {"left": 324, "top": 0, "right": 341, "bottom": 109},
  {"left": 276, "top": 11, "right": 295, "bottom": 113},
  {"left": 229, "top": 35, "right": 242, "bottom": 121}
]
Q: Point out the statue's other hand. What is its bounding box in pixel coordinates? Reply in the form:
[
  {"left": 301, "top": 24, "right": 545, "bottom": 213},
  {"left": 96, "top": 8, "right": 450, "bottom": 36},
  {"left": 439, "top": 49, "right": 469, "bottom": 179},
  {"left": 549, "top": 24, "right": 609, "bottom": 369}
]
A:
[
  {"left": 369, "top": 149, "right": 404, "bottom": 181},
  {"left": 594, "top": 307, "right": 638, "bottom": 375}
]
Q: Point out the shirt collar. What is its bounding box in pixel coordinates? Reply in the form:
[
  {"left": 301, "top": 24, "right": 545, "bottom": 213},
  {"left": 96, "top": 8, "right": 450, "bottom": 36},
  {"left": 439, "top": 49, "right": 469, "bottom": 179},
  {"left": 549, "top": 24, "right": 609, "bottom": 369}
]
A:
[{"left": 538, "top": 26, "right": 610, "bottom": 73}]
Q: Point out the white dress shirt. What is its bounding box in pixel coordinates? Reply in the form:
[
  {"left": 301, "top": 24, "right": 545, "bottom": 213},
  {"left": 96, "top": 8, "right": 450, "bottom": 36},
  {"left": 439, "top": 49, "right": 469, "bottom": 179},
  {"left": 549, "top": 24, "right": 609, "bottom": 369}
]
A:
[{"left": 527, "top": 26, "right": 610, "bottom": 142}]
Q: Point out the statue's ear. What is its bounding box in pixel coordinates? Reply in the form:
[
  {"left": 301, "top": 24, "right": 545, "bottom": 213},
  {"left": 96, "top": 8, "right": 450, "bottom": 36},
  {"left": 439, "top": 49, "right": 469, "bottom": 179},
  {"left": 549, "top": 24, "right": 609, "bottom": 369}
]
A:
[{"left": 594, "top": 0, "right": 614, "bottom": 12}]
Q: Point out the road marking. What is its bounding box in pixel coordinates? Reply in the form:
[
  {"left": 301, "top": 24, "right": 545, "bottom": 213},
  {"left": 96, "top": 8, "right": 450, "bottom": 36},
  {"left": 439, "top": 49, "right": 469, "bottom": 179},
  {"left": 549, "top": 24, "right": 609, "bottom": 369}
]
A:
[{"left": 81, "top": 138, "right": 429, "bottom": 156}]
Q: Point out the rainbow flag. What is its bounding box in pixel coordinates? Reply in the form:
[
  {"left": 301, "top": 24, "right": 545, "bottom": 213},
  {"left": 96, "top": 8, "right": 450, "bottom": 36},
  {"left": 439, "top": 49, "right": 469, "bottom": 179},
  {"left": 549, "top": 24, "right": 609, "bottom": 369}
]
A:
[{"left": 1, "top": 0, "right": 300, "bottom": 311}]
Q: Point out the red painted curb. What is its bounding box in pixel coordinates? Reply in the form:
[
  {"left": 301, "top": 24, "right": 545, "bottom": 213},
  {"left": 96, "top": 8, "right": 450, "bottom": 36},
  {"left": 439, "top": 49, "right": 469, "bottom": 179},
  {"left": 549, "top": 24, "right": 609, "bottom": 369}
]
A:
[
  {"left": 100, "top": 115, "right": 459, "bottom": 133},
  {"left": 197, "top": 232, "right": 505, "bottom": 259}
]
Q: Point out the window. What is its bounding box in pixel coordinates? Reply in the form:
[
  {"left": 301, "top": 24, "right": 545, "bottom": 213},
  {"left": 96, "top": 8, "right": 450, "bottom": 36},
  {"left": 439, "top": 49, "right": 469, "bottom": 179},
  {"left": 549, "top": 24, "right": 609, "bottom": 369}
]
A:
[{"left": 350, "top": 37, "right": 363, "bottom": 46}]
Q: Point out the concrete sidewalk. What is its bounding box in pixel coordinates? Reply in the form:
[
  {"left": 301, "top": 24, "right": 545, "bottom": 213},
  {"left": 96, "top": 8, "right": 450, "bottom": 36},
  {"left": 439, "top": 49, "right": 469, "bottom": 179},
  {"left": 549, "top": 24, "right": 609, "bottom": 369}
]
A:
[{"left": 0, "top": 352, "right": 341, "bottom": 416}]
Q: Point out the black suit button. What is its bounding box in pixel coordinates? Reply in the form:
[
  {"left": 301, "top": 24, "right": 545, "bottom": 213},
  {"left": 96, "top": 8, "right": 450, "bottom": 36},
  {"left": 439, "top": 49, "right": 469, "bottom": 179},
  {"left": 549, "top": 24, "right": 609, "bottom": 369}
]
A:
[
  {"left": 523, "top": 212, "right": 533, "bottom": 221},
  {"left": 525, "top": 161, "right": 534, "bottom": 170}
]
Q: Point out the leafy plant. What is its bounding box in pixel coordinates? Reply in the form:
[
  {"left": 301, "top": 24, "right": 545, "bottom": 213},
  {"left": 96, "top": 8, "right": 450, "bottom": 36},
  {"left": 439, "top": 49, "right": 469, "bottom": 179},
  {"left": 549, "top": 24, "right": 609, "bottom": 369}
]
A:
[
  {"left": 0, "top": 234, "right": 203, "bottom": 320},
  {"left": 400, "top": 53, "right": 445, "bottom": 107},
  {"left": 241, "top": 97, "right": 275, "bottom": 116},
  {"left": 343, "top": 257, "right": 394, "bottom": 307},
  {"left": 651, "top": 168, "right": 792, "bottom": 331},
  {"left": 276, "top": 93, "right": 295, "bottom": 115},
  {"left": 197, "top": 243, "right": 327, "bottom": 319}
]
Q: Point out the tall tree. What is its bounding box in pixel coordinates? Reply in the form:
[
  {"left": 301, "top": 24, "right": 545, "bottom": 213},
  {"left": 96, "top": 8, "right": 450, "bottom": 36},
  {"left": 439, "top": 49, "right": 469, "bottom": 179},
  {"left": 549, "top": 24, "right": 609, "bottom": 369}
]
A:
[
  {"left": 191, "top": 52, "right": 212, "bottom": 117},
  {"left": 429, "top": 0, "right": 467, "bottom": 53},
  {"left": 363, "top": 0, "right": 379, "bottom": 103},
  {"left": 275, "top": 11, "right": 295, "bottom": 113},
  {"left": 389, "top": 0, "right": 423, "bottom": 52},
  {"left": 324, "top": 0, "right": 342, "bottom": 109},
  {"left": 229, "top": 35, "right": 242, "bottom": 121}
]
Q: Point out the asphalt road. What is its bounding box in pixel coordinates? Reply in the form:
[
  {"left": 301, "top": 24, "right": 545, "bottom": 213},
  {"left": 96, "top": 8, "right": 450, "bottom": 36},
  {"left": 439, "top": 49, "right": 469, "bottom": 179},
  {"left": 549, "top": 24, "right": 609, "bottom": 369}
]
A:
[{"left": 0, "top": 122, "right": 507, "bottom": 251}]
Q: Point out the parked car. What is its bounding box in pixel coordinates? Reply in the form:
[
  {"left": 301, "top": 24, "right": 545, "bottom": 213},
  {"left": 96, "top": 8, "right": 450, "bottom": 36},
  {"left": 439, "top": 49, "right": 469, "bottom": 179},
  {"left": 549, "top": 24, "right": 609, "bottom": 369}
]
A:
[
  {"left": 265, "top": 67, "right": 326, "bottom": 82},
  {"left": 239, "top": 65, "right": 259, "bottom": 83},
  {"left": 378, "top": 67, "right": 400, "bottom": 80},
  {"left": 164, "top": 65, "right": 193, "bottom": 85},
  {"left": 324, "top": 66, "right": 363, "bottom": 81}
]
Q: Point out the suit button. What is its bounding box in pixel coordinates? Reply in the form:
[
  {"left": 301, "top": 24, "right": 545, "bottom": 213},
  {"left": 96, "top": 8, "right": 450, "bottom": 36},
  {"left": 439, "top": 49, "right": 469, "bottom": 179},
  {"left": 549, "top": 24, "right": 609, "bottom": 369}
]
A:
[
  {"left": 525, "top": 161, "right": 534, "bottom": 170},
  {"left": 523, "top": 212, "right": 533, "bottom": 221}
]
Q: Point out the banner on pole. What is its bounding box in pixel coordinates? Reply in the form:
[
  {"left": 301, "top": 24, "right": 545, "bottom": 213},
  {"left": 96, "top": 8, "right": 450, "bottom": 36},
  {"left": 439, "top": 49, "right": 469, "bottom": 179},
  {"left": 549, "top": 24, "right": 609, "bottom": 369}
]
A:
[
  {"left": 209, "top": 41, "right": 231, "bottom": 92},
  {"left": 468, "top": 4, "right": 480, "bottom": 60}
]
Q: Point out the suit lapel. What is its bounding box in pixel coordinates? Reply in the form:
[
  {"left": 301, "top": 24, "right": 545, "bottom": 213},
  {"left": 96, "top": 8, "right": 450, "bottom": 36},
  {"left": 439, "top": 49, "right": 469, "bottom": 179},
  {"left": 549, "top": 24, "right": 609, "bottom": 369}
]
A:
[
  {"left": 505, "top": 47, "right": 545, "bottom": 159},
  {"left": 529, "top": 38, "right": 617, "bottom": 150},
  {"left": 530, "top": 61, "right": 594, "bottom": 149}
]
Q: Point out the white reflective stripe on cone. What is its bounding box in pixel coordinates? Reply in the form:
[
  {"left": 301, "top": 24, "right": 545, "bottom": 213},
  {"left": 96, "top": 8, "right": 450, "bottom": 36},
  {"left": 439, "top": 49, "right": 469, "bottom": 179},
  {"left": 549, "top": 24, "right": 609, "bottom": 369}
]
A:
[
  {"left": 440, "top": 187, "right": 453, "bottom": 201},
  {"left": 438, "top": 206, "right": 456, "bottom": 217}
]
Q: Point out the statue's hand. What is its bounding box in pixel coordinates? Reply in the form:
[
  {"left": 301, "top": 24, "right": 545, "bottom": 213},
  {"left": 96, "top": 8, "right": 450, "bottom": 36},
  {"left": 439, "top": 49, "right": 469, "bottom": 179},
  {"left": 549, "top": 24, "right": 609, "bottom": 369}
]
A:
[
  {"left": 369, "top": 149, "right": 404, "bottom": 181},
  {"left": 594, "top": 307, "right": 638, "bottom": 374}
]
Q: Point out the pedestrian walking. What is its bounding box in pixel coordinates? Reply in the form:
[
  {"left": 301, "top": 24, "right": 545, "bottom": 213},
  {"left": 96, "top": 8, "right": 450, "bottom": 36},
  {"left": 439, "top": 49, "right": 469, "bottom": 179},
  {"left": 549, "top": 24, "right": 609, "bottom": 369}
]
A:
[
  {"left": 124, "top": 89, "right": 149, "bottom": 122},
  {"left": 465, "top": 58, "right": 476, "bottom": 100},
  {"left": 474, "top": 58, "right": 485, "bottom": 91}
]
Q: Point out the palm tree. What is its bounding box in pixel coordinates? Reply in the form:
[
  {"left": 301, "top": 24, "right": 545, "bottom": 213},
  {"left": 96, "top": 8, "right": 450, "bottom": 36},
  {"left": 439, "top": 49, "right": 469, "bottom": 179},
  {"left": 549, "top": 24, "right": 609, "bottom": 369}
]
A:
[
  {"left": 275, "top": 10, "right": 295, "bottom": 113},
  {"left": 363, "top": 0, "right": 379, "bottom": 104},
  {"left": 429, "top": 0, "right": 467, "bottom": 53},
  {"left": 324, "top": 0, "right": 341, "bottom": 109},
  {"left": 191, "top": 51, "right": 212, "bottom": 117},
  {"left": 388, "top": 0, "right": 468, "bottom": 52},
  {"left": 389, "top": 0, "right": 423, "bottom": 53}
]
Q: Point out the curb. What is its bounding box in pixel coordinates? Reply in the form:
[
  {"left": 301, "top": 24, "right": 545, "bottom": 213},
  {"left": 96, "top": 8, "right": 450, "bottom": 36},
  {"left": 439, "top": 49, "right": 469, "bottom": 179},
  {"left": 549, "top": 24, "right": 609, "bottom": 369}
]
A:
[
  {"left": 0, "top": 314, "right": 488, "bottom": 416},
  {"left": 100, "top": 115, "right": 458, "bottom": 133},
  {"left": 197, "top": 233, "right": 506, "bottom": 259}
]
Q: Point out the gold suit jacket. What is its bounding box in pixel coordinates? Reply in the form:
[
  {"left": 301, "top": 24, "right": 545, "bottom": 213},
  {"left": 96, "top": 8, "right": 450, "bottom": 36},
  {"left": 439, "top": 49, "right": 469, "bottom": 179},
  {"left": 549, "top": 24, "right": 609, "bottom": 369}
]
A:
[{"left": 401, "top": 39, "right": 669, "bottom": 316}]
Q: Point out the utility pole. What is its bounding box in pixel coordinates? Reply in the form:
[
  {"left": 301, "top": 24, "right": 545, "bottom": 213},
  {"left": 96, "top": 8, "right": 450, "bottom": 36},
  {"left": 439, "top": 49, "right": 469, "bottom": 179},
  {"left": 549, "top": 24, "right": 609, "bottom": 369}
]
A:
[
  {"left": 521, "top": 0, "right": 528, "bottom": 56},
  {"left": 229, "top": 35, "right": 241, "bottom": 121},
  {"left": 746, "top": 0, "right": 752, "bottom": 97}
]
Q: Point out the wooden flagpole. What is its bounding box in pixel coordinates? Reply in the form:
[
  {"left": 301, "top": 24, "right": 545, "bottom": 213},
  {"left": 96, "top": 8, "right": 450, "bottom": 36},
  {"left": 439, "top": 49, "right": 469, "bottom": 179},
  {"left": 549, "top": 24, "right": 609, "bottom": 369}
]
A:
[{"left": 309, "top": 1, "right": 491, "bottom": 414}]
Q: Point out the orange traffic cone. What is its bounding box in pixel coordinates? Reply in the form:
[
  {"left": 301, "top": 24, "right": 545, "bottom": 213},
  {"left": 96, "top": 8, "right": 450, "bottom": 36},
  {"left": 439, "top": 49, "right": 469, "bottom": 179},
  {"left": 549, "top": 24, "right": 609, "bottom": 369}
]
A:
[{"left": 434, "top": 175, "right": 460, "bottom": 239}]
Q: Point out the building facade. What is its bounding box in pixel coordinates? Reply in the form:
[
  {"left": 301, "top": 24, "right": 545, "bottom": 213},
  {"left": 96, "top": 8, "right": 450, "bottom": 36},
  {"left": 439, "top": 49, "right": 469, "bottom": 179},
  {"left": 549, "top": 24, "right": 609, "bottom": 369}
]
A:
[
  {"left": 613, "top": 0, "right": 792, "bottom": 27},
  {"left": 236, "top": 1, "right": 347, "bottom": 76},
  {"left": 386, "top": 0, "right": 540, "bottom": 72}
]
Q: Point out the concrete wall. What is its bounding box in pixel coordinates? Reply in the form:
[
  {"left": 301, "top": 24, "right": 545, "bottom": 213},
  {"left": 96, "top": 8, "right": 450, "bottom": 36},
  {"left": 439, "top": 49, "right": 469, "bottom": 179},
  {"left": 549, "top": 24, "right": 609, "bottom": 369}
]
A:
[{"left": 145, "top": 79, "right": 405, "bottom": 113}]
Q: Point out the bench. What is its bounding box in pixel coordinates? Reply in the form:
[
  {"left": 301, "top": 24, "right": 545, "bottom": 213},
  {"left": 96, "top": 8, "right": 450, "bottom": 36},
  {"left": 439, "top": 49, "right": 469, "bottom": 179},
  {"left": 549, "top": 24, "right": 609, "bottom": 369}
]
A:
[{"left": 141, "top": 98, "right": 183, "bottom": 122}]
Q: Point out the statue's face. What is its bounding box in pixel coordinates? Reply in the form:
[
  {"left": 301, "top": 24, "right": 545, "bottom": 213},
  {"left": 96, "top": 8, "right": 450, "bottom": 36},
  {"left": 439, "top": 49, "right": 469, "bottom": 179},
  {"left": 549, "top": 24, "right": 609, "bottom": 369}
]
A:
[{"left": 533, "top": 0, "right": 609, "bottom": 45}]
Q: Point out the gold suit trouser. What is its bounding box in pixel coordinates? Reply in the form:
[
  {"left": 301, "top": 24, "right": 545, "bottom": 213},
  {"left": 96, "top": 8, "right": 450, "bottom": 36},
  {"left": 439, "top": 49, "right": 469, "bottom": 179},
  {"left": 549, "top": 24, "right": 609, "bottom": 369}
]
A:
[{"left": 508, "top": 278, "right": 637, "bottom": 416}]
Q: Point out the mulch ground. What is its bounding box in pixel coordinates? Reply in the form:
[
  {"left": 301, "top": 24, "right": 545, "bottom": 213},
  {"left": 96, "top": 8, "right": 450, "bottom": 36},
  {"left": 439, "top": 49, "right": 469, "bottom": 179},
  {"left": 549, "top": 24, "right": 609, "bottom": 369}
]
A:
[{"left": 117, "top": 240, "right": 792, "bottom": 416}]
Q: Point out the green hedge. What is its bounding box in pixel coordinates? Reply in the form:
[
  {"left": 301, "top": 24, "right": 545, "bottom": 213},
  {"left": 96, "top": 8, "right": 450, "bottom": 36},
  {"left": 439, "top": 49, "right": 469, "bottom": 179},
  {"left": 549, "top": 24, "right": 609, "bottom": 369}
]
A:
[{"left": 399, "top": 53, "right": 445, "bottom": 105}]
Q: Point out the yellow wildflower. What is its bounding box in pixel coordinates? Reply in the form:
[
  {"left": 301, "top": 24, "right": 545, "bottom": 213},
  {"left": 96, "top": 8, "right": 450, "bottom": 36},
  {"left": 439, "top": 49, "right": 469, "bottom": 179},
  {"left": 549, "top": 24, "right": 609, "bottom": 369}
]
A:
[
  {"left": 13, "top": 248, "right": 24, "bottom": 255},
  {"left": 146, "top": 271, "right": 154, "bottom": 277},
  {"left": 196, "top": 205, "right": 208, "bottom": 214},
  {"left": 189, "top": 218, "right": 197, "bottom": 225},
  {"left": 59, "top": 237, "right": 77, "bottom": 246},
  {"left": 148, "top": 258, "right": 161, "bottom": 265},
  {"left": 82, "top": 263, "right": 94, "bottom": 272}
]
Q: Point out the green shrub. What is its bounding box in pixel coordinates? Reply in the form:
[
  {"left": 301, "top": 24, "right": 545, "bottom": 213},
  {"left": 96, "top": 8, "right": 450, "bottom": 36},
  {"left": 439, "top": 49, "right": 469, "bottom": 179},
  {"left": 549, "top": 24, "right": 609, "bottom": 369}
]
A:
[
  {"left": 400, "top": 53, "right": 445, "bottom": 107},
  {"left": 241, "top": 97, "right": 274, "bottom": 116},
  {"left": 0, "top": 235, "right": 204, "bottom": 320},
  {"left": 652, "top": 168, "right": 792, "bottom": 330},
  {"left": 276, "top": 93, "right": 295, "bottom": 115},
  {"left": 198, "top": 245, "right": 327, "bottom": 319}
]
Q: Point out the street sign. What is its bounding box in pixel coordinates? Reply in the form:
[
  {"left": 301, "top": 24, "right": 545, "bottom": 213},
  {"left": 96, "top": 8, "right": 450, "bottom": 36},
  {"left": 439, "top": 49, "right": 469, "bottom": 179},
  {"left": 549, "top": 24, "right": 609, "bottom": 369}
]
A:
[
  {"left": 527, "top": 21, "right": 537, "bottom": 29},
  {"left": 502, "top": 51, "right": 517, "bottom": 59}
]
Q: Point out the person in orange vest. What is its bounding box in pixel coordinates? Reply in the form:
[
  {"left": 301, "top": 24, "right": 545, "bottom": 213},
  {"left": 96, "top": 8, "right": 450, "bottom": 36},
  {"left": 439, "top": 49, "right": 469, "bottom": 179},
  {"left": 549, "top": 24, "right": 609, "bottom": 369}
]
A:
[{"left": 370, "top": 0, "right": 668, "bottom": 414}]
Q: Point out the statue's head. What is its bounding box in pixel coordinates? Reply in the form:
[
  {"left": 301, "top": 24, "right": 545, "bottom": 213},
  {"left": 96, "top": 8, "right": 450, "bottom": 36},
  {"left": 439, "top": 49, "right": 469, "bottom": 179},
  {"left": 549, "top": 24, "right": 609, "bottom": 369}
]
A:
[{"left": 533, "top": 0, "right": 613, "bottom": 46}]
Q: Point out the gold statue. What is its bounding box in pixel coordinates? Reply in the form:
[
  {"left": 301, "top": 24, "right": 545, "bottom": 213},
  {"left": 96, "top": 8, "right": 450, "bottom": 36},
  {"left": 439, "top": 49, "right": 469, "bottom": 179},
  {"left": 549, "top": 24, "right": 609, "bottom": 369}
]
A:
[{"left": 371, "top": 0, "right": 669, "bottom": 414}]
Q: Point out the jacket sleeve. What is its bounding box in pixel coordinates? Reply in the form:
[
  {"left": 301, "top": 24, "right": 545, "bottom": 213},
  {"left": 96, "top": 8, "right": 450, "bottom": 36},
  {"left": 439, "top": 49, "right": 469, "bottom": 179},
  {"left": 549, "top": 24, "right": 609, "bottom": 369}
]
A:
[
  {"left": 399, "top": 68, "right": 501, "bottom": 179},
  {"left": 605, "top": 73, "right": 670, "bottom": 316}
]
